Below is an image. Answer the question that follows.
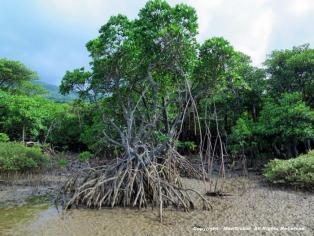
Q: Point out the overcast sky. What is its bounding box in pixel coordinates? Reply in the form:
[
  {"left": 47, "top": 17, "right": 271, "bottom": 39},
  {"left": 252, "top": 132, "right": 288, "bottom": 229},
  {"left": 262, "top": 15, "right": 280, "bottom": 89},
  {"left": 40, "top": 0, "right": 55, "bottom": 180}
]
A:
[{"left": 1, "top": 0, "right": 314, "bottom": 85}]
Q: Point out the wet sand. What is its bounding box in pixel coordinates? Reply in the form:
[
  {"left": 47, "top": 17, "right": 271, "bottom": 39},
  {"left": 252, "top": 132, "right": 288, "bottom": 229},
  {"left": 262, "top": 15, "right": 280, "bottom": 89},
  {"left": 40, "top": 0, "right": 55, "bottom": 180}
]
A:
[{"left": 8, "top": 175, "right": 314, "bottom": 236}]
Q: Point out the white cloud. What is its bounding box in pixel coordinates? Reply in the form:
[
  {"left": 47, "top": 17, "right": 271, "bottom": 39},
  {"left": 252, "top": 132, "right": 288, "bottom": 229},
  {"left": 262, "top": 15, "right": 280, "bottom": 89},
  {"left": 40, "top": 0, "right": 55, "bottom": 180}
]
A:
[
  {"left": 235, "top": 8, "right": 274, "bottom": 65},
  {"left": 33, "top": 0, "right": 314, "bottom": 67},
  {"left": 287, "top": 0, "right": 314, "bottom": 15},
  {"left": 181, "top": 0, "right": 274, "bottom": 65},
  {"left": 184, "top": 0, "right": 224, "bottom": 37}
]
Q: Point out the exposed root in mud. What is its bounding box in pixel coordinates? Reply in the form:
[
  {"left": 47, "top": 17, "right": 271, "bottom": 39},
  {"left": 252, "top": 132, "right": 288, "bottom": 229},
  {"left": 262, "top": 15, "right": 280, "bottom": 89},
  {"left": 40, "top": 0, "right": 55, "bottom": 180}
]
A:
[{"left": 58, "top": 147, "right": 211, "bottom": 222}]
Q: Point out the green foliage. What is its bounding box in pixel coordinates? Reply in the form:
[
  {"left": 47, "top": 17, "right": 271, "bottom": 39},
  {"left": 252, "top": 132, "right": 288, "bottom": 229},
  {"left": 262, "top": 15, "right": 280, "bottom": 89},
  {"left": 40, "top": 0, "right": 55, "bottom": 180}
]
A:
[
  {"left": 47, "top": 103, "right": 84, "bottom": 150},
  {"left": 230, "top": 113, "right": 256, "bottom": 154},
  {"left": 194, "top": 37, "right": 256, "bottom": 139},
  {"left": 60, "top": 68, "right": 92, "bottom": 98},
  {"left": 0, "top": 90, "right": 67, "bottom": 142},
  {"left": 0, "top": 133, "right": 9, "bottom": 142},
  {"left": 265, "top": 44, "right": 314, "bottom": 107},
  {"left": 79, "top": 151, "right": 93, "bottom": 162},
  {"left": 0, "top": 90, "right": 86, "bottom": 151},
  {"left": 230, "top": 93, "right": 314, "bottom": 157},
  {"left": 57, "top": 159, "right": 69, "bottom": 168},
  {"left": 0, "top": 142, "right": 48, "bottom": 172},
  {"left": 0, "top": 58, "right": 41, "bottom": 94},
  {"left": 257, "top": 93, "right": 314, "bottom": 144},
  {"left": 264, "top": 150, "right": 314, "bottom": 189},
  {"left": 195, "top": 38, "right": 251, "bottom": 97},
  {"left": 176, "top": 141, "right": 197, "bottom": 152},
  {"left": 58, "top": 0, "right": 201, "bottom": 155}
]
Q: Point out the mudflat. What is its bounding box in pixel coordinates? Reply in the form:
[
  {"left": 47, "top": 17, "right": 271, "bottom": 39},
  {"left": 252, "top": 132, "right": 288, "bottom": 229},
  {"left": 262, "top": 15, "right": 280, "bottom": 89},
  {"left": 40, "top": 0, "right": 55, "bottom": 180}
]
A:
[{"left": 3, "top": 175, "right": 313, "bottom": 236}]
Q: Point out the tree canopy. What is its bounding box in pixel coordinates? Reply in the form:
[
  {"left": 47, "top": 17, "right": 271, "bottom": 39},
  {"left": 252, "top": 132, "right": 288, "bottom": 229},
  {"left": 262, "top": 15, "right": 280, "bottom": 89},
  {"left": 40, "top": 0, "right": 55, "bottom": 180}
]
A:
[{"left": 0, "top": 58, "right": 45, "bottom": 94}]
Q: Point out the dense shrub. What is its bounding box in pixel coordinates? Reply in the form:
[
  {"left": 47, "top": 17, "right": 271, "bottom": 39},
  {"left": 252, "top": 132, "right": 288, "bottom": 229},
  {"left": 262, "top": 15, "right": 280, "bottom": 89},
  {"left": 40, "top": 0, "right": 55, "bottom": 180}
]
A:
[
  {"left": 57, "top": 159, "right": 69, "bottom": 169},
  {"left": 0, "top": 142, "right": 48, "bottom": 172},
  {"left": 0, "top": 133, "right": 9, "bottom": 142},
  {"left": 263, "top": 150, "right": 314, "bottom": 189},
  {"left": 79, "top": 151, "right": 93, "bottom": 162}
]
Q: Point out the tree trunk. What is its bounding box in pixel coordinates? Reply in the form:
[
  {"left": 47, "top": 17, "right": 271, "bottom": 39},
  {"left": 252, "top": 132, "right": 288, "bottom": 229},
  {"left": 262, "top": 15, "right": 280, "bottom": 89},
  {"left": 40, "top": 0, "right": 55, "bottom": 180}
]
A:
[
  {"left": 252, "top": 103, "right": 257, "bottom": 122},
  {"left": 22, "top": 125, "right": 25, "bottom": 143},
  {"left": 162, "top": 96, "right": 169, "bottom": 133},
  {"left": 293, "top": 139, "right": 298, "bottom": 157},
  {"left": 307, "top": 139, "right": 312, "bottom": 151},
  {"left": 273, "top": 144, "right": 281, "bottom": 157}
]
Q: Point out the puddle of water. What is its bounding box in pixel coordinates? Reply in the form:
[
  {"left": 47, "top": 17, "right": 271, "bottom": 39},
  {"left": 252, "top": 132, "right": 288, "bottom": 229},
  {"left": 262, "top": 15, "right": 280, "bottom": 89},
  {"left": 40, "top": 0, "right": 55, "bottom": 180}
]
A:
[
  {"left": 0, "top": 203, "right": 50, "bottom": 236},
  {"left": 15, "top": 207, "right": 192, "bottom": 236}
]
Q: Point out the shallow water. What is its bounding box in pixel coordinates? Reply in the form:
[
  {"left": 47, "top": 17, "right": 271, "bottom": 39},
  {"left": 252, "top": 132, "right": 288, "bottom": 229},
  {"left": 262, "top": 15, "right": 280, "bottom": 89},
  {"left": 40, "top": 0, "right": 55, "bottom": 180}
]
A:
[
  {"left": 2, "top": 177, "right": 314, "bottom": 236},
  {"left": 0, "top": 203, "right": 50, "bottom": 236}
]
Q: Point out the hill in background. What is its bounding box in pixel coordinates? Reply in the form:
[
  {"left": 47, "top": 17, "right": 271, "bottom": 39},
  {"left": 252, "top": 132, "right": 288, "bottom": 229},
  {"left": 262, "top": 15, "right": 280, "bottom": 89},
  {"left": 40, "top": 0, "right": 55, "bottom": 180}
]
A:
[{"left": 34, "top": 81, "right": 77, "bottom": 102}]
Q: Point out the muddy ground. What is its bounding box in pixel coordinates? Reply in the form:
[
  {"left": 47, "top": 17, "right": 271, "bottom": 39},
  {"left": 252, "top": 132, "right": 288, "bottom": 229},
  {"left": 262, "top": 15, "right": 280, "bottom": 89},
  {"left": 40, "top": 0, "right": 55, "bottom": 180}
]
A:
[
  {"left": 1, "top": 172, "right": 313, "bottom": 236},
  {"left": 0, "top": 174, "right": 66, "bottom": 206}
]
